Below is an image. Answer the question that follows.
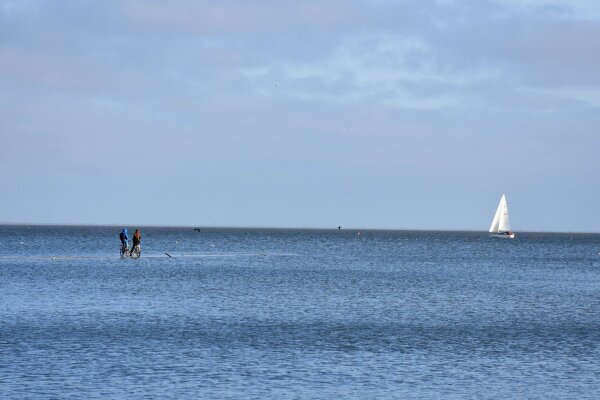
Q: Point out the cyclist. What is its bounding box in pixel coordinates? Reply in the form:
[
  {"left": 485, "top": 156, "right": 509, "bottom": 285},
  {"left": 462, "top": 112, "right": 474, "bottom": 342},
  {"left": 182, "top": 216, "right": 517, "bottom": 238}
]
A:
[
  {"left": 119, "top": 229, "right": 129, "bottom": 247},
  {"left": 130, "top": 229, "right": 142, "bottom": 256}
]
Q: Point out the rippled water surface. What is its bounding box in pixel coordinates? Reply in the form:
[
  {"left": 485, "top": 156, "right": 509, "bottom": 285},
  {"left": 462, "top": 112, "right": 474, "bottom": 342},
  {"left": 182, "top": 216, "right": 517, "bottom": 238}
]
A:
[{"left": 2, "top": 226, "right": 600, "bottom": 399}]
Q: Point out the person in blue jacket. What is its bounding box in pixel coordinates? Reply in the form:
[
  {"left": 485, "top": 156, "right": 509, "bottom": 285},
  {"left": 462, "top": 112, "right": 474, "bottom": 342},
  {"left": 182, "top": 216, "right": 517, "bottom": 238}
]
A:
[{"left": 119, "top": 229, "right": 129, "bottom": 247}]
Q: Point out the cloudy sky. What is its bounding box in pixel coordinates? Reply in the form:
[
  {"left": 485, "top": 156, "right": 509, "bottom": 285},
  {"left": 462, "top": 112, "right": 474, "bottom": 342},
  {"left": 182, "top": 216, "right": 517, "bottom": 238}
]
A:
[{"left": 1, "top": 0, "right": 599, "bottom": 231}]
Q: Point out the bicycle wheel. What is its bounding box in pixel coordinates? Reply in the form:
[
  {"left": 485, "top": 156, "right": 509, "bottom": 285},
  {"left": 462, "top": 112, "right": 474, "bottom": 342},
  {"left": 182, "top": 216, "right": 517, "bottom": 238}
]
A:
[{"left": 132, "top": 245, "right": 141, "bottom": 258}]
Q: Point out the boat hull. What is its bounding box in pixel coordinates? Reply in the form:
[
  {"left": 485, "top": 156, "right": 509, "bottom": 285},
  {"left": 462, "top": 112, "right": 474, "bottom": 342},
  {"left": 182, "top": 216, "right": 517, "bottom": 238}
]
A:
[{"left": 489, "top": 233, "right": 515, "bottom": 239}]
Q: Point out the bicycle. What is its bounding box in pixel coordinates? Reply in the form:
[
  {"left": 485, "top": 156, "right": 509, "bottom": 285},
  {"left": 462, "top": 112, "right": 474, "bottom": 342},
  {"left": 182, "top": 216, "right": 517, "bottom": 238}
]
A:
[
  {"left": 120, "top": 242, "right": 130, "bottom": 258},
  {"left": 130, "top": 244, "right": 142, "bottom": 258}
]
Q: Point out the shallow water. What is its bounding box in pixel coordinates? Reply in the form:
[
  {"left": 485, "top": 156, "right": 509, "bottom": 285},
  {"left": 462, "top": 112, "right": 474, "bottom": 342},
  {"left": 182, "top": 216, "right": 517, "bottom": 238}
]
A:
[{"left": 1, "top": 226, "right": 600, "bottom": 399}]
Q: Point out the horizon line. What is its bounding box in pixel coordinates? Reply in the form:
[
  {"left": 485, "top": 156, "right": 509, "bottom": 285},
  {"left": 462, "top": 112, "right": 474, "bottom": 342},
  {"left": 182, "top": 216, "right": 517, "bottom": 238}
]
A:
[{"left": 0, "top": 222, "right": 597, "bottom": 235}]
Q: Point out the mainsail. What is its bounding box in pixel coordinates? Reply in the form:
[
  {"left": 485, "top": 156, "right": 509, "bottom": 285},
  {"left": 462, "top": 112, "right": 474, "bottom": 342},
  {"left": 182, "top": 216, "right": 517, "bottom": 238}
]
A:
[{"left": 489, "top": 194, "right": 511, "bottom": 233}]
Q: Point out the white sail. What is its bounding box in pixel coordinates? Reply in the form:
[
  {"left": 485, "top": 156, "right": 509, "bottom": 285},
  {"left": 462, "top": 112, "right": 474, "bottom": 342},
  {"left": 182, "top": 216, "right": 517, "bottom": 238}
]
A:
[
  {"left": 489, "top": 194, "right": 511, "bottom": 233},
  {"left": 488, "top": 198, "right": 502, "bottom": 233},
  {"left": 498, "top": 194, "right": 511, "bottom": 232}
]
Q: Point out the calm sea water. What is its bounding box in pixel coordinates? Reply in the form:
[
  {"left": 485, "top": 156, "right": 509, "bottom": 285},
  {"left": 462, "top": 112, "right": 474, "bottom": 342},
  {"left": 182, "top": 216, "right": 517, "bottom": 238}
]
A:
[{"left": 1, "top": 225, "right": 600, "bottom": 399}]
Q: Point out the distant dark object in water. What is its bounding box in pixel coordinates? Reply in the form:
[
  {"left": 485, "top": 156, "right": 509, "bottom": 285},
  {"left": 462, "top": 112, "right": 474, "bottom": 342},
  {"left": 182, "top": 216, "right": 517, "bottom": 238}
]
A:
[
  {"left": 338, "top": 226, "right": 342, "bottom": 230},
  {"left": 165, "top": 252, "right": 172, "bottom": 258},
  {"left": 193, "top": 228, "right": 200, "bottom": 232}
]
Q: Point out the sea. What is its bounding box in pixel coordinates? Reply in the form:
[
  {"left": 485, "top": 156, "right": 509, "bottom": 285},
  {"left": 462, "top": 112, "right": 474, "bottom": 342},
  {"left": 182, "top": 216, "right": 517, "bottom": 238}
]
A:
[{"left": 1, "top": 225, "right": 600, "bottom": 399}]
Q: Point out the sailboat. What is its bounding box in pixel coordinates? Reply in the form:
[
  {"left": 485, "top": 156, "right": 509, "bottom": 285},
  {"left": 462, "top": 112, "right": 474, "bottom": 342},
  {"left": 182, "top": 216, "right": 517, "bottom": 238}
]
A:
[{"left": 489, "top": 194, "right": 515, "bottom": 238}]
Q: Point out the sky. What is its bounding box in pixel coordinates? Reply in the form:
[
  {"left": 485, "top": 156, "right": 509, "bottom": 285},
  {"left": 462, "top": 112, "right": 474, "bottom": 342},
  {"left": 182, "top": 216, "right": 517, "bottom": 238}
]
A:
[{"left": 1, "top": 0, "right": 599, "bottom": 231}]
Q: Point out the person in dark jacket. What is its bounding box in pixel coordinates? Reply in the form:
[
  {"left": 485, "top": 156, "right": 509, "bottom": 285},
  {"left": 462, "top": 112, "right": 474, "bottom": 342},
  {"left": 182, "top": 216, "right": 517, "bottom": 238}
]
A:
[
  {"left": 130, "top": 229, "right": 142, "bottom": 256},
  {"left": 119, "top": 229, "right": 129, "bottom": 247}
]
